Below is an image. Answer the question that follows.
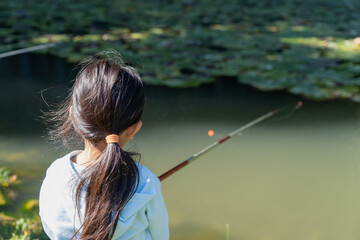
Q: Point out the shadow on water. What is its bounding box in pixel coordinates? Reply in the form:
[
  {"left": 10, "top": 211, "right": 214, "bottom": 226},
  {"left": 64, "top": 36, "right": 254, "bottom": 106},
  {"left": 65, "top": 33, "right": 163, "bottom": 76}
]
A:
[
  {"left": 1, "top": 53, "right": 360, "bottom": 135},
  {"left": 0, "top": 53, "right": 76, "bottom": 134}
]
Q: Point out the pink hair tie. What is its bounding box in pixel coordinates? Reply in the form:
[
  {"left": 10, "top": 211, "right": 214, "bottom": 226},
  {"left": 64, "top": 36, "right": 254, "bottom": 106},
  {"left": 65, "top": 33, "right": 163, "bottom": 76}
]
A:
[{"left": 105, "top": 134, "right": 119, "bottom": 144}]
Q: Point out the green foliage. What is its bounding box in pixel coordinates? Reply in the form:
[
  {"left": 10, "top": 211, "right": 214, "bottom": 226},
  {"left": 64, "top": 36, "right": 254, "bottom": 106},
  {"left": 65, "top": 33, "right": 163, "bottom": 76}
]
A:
[
  {"left": 21, "top": 199, "right": 40, "bottom": 218},
  {"left": 1, "top": 0, "right": 360, "bottom": 101},
  {"left": 0, "top": 167, "right": 47, "bottom": 239},
  {"left": 0, "top": 167, "right": 12, "bottom": 184},
  {"left": 0, "top": 167, "right": 18, "bottom": 206},
  {"left": 0, "top": 216, "right": 48, "bottom": 240}
]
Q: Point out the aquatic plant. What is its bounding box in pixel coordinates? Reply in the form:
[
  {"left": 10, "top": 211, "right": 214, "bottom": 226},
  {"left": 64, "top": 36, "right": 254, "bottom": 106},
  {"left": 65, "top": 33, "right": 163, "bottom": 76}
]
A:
[
  {"left": 225, "top": 223, "right": 230, "bottom": 240},
  {"left": 1, "top": 0, "right": 360, "bottom": 101}
]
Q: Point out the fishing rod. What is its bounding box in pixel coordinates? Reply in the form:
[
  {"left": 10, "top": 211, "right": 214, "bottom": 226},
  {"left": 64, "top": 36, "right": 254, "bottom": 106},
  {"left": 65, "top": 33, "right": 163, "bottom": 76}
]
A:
[
  {"left": 158, "top": 101, "right": 303, "bottom": 181},
  {"left": 0, "top": 42, "right": 60, "bottom": 59}
]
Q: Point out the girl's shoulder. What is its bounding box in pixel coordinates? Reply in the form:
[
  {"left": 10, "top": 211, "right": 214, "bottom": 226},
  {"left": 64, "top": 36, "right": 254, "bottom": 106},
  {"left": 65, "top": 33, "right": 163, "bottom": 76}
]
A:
[
  {"left": 117, "top": 162, "right": 163, "bottom": 224},
  {"left": 135, "top": 163, "right": 161, "bottom": 193},
  {"left": 45, "top": 151, "right": 82, "bottom": 176},
  {"left": 136, "top": 163, "right": 158, "bottom": 180}
]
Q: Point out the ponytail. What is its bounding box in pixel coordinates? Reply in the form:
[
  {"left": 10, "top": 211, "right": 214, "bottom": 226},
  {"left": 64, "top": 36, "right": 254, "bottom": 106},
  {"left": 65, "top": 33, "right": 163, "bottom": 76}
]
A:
[{"left": 73, "top": 141, "right": 139, "bottom": 240}]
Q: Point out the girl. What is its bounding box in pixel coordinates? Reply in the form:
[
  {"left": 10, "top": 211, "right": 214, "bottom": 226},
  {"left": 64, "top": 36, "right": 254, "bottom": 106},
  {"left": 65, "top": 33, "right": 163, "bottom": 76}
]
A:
[{"left": 39, "top": 52, "right": 169, "bottom": 240}]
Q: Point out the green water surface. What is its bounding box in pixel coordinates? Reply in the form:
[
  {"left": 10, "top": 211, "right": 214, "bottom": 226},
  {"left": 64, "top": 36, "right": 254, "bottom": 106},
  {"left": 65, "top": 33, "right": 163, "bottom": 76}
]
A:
[{"left": 1, "top": 54, "right": 360, "bottom": 240}]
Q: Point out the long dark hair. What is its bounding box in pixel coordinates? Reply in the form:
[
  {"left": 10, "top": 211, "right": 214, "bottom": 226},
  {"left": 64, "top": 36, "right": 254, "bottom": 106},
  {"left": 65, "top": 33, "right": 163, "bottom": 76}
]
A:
[{"left": 47, "top": 51, "right": 145, "bottom": 239}]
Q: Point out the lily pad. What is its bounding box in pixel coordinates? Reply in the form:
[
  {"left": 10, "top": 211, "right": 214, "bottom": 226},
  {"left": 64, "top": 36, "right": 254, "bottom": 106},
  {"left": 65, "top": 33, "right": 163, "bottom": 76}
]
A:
[{"left": 1, "top": 0, "right": 360, "bottom": 101}]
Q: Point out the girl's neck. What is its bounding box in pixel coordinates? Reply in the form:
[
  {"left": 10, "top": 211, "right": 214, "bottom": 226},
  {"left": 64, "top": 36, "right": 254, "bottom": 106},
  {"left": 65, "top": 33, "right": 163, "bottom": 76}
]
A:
[
  {"left": 72, "top": 125, "right": 138, "bottom": 167},
  {"left": 73, "top": 139, "right": 107, "bottom": 167}
]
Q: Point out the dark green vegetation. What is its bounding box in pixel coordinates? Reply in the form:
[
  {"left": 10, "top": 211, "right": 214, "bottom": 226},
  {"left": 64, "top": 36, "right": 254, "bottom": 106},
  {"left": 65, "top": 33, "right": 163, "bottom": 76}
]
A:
[
  {"left": 0, "top": 168, "right": 47, "bottom": 239},
  {"left": 0, "top": 168, "right": 18, "bottom": 206},
  {"left": 1, "top": 0, "right": 360, "bottom": 101}
]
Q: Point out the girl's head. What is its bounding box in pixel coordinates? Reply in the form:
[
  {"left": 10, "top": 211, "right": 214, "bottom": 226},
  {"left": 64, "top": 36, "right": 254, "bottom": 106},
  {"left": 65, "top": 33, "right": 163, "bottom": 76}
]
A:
[
  {"left": 71, "top": 54, "right": 145, "bottom": 146},
  {"left": 50, "top": 51, "right": 145, "bottom": 147},
  {"left": 49, "top": 51, "right": 145, "bottom": 239}
]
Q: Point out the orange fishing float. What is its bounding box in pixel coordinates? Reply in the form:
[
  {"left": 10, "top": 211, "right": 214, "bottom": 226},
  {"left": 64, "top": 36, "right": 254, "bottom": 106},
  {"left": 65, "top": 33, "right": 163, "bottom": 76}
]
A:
[{"left": 208, "top": 130, "right": 214, "bottom": 137}]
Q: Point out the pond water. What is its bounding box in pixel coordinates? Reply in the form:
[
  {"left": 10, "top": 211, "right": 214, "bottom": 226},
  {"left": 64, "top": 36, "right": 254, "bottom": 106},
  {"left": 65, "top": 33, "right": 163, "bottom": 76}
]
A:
[{"left": 1, "top": 54, "right": 360, "bottom": 240}]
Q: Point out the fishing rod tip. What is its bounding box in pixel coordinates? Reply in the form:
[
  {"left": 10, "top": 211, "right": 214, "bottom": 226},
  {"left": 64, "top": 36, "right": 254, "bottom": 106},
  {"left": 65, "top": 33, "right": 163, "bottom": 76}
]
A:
[{"left": 294, "top": 101, "right": 303, "bottom": 110}]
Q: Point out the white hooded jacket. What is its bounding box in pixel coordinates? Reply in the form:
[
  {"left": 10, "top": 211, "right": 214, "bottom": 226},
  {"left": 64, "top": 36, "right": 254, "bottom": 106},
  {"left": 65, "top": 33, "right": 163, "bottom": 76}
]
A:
[{"left": 39, "top": 150, "right": 169, "bottom": 240}]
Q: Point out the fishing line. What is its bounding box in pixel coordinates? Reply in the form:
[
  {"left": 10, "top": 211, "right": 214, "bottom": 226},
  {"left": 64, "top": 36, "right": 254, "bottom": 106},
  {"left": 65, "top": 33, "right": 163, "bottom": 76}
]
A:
[
  {"left": 267, "top": 101, "right": 303, "bottom": 123},
  {"left": 158, "top": 101, "right": 303, "bottom": 181}
]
